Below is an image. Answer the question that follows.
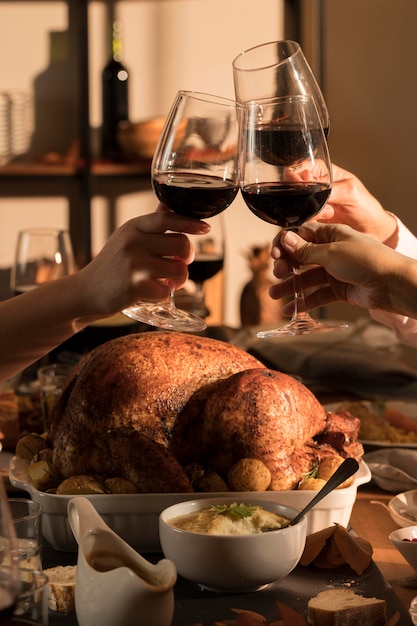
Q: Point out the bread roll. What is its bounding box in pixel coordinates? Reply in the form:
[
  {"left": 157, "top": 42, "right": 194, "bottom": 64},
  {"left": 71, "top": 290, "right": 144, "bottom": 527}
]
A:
[
  {"left": 307, "top": 589, "right": 386, "bottom": 625},
  {"left": 44, "top": 565, "right": 76, "bottom": 613}
]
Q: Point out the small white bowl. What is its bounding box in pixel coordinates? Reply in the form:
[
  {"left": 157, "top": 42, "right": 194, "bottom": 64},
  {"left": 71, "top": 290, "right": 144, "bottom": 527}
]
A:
[
  {"left": 389, "top": 525, "right": 417, "bottom": 571},
  {"left": 388, "top": 490, "right": 417, "bottom": 527},
  {"left": 159, "top": 497, "right": 307, "bottom": 592}
]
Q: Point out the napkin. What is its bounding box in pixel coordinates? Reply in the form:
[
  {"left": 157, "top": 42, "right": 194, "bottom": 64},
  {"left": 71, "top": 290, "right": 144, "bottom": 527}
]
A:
[
  {"left": 364, "top": 448, "right": 417, "bottom": 492},
  {"left": 300, "top": 523, "right": 373, "bottom": 575},
  {"left": 233, "top": 320, "right": 417, "bottom": 399}
]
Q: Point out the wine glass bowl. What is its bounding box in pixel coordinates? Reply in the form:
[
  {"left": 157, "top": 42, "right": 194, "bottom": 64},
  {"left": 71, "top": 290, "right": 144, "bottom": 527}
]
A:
[
  {"left": 123, "top": 91, "right": 240, "bottom": 332},
  {"left": 232, "top": 40, "right": 330, "bottom": 136},
  {"left": 10, "top": 228, "right": 75, "bottom": 296},
  {"left": 239, "top": 95, "right": 346, "bottom": 337}
]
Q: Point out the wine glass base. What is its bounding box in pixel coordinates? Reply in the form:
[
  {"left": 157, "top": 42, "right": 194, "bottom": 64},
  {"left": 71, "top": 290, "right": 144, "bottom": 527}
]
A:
[
  {"left": 122, "top": 303, "right": 207, "bottom": 333},
  {"left": 257, "top": 317, "right": 349, "bottom": 338}
]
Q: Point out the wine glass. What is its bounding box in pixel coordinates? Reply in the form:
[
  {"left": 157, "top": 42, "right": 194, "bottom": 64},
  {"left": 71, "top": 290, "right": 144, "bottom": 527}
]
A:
[
  {"left": 232, "top": 40, "right": 330, "bottom": 135},
  {"left": 122, "top": 91, "right": 240, "bottom": 332},
  {"left": 186, "top": 214, "right": 225, "bottom": 319},
  {"left": 239, "top": 94, "right": 348, "bottom": 337},
  {"left": 10, "top": 228, "right": 76, "bottom": 296},
  {"left": 0, "top": 475, "right": 20, "bottom": 619}
]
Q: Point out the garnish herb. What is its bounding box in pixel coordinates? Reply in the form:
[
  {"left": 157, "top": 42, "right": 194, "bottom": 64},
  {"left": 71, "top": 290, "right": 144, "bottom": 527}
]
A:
[{"left": 211, "top": 502, "right": 259, "bottom": 520}]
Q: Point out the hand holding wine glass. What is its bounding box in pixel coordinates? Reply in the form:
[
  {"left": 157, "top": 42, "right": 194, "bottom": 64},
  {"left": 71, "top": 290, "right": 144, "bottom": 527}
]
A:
[
  {"left": 123, "top": 91, "right": 240, "bottom": 332},
  {"left": 239, "top": 94, "right": 348, "bottom": 337}
]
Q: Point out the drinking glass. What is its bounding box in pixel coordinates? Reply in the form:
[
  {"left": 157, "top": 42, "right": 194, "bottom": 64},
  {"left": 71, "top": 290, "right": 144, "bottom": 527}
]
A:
[
  {"left": 186, "top": 214, "right": 225, "bottom": 319},
  {"left": 8, "top": 500, "right": 42, "bottom": 573},
  {"left": 232, "top": 40, "right": 330, "bottom": 135},
  {"left": 239, "top": 94, "right": 347, "bottom": 337},
  {"left": 123, "top": 91, "right": 240, "bottom": 332},
  {"left": 10, "top": 228, "right": 76, "bottom": 295},
  {"left": 0, "top": 476, "right": 20, "bottom": 619}
]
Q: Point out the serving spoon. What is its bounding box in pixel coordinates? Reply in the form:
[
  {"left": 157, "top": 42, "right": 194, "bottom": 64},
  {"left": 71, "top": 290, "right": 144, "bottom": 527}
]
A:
[{"left": 287, "top": 457, "right": 360, "bottom": 527}]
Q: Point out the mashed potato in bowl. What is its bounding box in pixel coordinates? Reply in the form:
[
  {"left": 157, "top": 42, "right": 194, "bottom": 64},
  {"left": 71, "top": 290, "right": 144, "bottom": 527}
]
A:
[{"left": 167, "top": 502, "right": 290, "bottom": 535}]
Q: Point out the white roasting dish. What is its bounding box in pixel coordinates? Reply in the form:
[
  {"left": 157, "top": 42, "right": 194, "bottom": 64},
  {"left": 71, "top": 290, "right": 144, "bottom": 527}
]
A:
[{"left": 9, "top": 456, "right": 371, "bottom": 552}]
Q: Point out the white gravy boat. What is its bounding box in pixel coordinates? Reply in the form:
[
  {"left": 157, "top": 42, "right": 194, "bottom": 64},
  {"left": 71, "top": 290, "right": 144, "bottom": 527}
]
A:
[{"left": 68, "top": 496, "right": 177, "bottom": 626}]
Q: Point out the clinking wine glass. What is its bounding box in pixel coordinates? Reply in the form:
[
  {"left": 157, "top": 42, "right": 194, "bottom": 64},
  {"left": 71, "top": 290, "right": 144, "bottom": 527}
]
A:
[
  {"left": 10, "top": 228, "right": 75, "bottom": 296},
  {"left": 0, "top": 476, "right": 20, "bottom": 619},
  {"left": 232, "top": 40, "right": 330, "bottom": 136},
  {"left": 122, "top": 90, "right": 240, "bottom": 332},
  {"left": 239, "top": 94, "right": 348, "bottom": 337}
]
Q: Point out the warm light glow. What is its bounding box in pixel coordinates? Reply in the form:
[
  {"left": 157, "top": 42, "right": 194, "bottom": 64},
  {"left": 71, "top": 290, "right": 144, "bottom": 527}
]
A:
[
  {"left": 55, "top": 252, "right": 62, "bottom": 264},
  {"left": 117, "top": 70, "right": 128, "bottom": 82}
]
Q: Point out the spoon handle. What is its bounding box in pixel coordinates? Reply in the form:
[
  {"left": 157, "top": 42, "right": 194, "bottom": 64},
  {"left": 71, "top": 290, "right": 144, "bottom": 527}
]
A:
[{"left": 289, "top": 457, "right": 359, "bottom": 527}]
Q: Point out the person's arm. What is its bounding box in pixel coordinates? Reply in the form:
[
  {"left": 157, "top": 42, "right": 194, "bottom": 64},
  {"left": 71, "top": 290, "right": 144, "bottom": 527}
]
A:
[
  {"left": 270, "top": 222, "right": 417, "bottom": 323},
  {"left": 313, "top": 164, "right": 417, "bottom": 344},
  {"left": 0, "top": 209, "right": 210, "bottom": 381}
]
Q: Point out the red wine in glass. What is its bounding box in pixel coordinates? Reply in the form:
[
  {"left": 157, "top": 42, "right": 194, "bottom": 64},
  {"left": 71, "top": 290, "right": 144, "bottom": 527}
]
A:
[
  {"left": 241, "top": 181, "right": 331, "bottom": 228},
  {"left": 122, "top": 90, "right": 240, "bottom": 332},
  {"left": 240, "top": 94, "right": 347, "bottom": 337},
  {"left": 153, "top": 173, "right": 238, "bottom": 219}
]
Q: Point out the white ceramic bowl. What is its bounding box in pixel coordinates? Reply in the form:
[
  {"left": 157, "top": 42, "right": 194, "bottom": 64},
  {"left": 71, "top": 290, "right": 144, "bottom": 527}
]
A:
[
  {"left": 9, "top": 456, "right": 371, "bottom": 553},
  {"left": 389, "top": 525, "right": 417, "bottom": 571},
  {"left": 159, "top": 497, "right": 307, "bottom": 592},
  {"left": 388, "top": 490, "right": 417, "bottom": 527}
]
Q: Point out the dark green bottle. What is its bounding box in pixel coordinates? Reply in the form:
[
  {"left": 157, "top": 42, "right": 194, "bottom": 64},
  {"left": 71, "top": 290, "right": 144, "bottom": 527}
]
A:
[{"left": 101, "top": 21, "right": 129, "bottom": 161}]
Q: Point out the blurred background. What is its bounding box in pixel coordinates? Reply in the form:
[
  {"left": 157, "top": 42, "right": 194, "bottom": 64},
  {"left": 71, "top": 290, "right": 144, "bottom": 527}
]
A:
[{"left": 0, "top": 0, "right": 416, "bottom": 329}]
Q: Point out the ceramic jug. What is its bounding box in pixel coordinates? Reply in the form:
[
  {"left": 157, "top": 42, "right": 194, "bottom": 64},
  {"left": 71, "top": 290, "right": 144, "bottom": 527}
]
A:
[{"left": 68, "top": 497, "right": 177, "bottom": 626}]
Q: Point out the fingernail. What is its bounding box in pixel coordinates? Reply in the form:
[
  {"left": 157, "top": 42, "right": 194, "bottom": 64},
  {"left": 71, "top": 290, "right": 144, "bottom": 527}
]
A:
[{"left": 282, "top": 230, "right": 298, "bottom": 249}]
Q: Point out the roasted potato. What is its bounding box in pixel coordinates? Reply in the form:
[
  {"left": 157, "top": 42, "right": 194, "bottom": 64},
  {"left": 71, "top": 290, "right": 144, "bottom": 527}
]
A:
[
  {"left": 16, "top": 433, "right": 47, "bottom": 462},
  {"left": 297, "top": 477, "right": 326, "bottom": 491},
  {"left": 56, "top": 475, "right": 105, "bottom": 495},
  {"left": 104, "top": 477, "right": 138, "bottom": 494},
  {"left": 227, "top": 458, "right": 271, "bottom": 492},
  {"left": 25, "top": 459, "right": 61, "bottom": 491},
  {"left": 318, "top": 455, "right": 354, "bottom": 489}
]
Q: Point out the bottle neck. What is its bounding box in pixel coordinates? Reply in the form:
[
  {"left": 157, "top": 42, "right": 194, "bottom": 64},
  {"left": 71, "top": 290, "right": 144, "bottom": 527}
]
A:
[{"left": 110, "top": 21, "right": 124, "bottom": 63}]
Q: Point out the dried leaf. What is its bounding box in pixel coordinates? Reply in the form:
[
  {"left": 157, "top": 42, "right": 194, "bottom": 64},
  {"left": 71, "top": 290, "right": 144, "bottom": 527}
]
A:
[
  {"left": 275, "top": 601, "right": 309, "bottom": 626},
  {"left": 300, "top": 523, "right": 373, "bottom": 575},
  {"left": 299, "top": 525, "right": 336, "bottom": 565},
  {"left": 333, "top": 525, "right": 373, "bottom": 575},
  {"left": 232, "top": 608, "right": 267, "bottom": 623},
  {"left": 237, "top": 614, "right": 267, "bottom": 626},
  {"left": 385, "top": 611, "right": 400, "bottom": 626}
]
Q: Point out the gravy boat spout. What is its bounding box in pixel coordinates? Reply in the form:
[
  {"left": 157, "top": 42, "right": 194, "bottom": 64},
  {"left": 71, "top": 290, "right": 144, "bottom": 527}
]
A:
[{"left": 68, "top": 496, "right": 177, "bottom": 626}]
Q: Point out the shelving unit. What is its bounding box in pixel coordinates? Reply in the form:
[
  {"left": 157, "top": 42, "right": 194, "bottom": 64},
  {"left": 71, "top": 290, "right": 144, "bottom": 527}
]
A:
[{"left": 0, "top": 0, "right": 152, "bottom": 266}]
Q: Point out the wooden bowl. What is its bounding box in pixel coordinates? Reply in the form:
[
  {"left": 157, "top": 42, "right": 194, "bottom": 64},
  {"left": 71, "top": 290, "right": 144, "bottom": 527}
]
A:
[{"left": 117, "top": 116, "right": 185, "bottom": 160}]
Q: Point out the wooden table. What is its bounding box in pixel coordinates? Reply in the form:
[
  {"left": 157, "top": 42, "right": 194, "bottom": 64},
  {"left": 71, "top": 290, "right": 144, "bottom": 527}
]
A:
[
  {"left": 351, "top": 486, "right": 417, "bottom": 613},
  {"left": 39, "top": 484, "right": 416, "bottom": 626}
]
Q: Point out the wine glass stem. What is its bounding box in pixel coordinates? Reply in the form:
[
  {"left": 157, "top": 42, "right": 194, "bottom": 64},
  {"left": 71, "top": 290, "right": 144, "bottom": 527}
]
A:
[
  {"left": 168, "top": 288, "right": 176, "bottom": 309},
  {"left": 195, "top": 282, "right": 205, "bottom": 305},
  {"left": 292, "top": 261, "right": 308, "bottom": 319}
]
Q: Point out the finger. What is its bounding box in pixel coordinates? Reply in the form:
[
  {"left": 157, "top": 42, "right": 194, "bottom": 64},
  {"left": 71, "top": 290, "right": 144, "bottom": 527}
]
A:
[
  {"left": 145, "top": 232, "right": 193, "bottom": 261},
  {"left": 132, "top": 211, "right": 211, "bottom": 235}
]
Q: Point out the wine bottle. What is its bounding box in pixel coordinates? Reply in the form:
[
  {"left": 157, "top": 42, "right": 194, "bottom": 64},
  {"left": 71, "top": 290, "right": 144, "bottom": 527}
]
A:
[{"left": 101, "top": 20, "right": 129, "bottom": 161}]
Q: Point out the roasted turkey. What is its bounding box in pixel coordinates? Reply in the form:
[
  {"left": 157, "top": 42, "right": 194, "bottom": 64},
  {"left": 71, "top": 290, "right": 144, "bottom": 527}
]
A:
[{"left": 48, "top": 331, "right": 362, "bottom": 492}]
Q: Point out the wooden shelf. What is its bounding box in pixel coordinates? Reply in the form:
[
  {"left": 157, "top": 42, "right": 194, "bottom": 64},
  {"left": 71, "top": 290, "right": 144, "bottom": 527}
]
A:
[
  {"left": 0, "top": 162, "right": 78, "bottom": 177},
  {"left": 0, "top": 160, "right": 151, "bottom": 178},
  {"left": 92, "top": 160, "right": 151, "bottom": 177}
]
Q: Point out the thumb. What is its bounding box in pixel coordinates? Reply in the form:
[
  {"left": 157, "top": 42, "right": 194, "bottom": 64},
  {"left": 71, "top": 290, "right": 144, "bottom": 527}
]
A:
[{"left": 280, "top": 230, "right": 312, "bottom": 264}]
